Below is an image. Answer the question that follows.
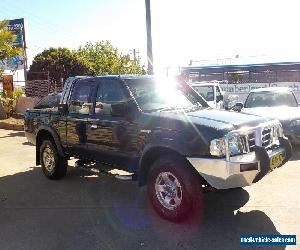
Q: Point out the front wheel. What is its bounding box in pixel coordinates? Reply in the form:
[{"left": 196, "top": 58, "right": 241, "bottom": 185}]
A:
[
  {"left": 147, "top": 156, "right": 203, "bottom": 222},
  {"left": 40, "top": 139, "right": 67, "bottom": 179}
]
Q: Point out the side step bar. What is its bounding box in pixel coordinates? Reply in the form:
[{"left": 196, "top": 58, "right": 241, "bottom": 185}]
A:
[{"left": 74, "top": 160, "right": 137, "bottom": 181}]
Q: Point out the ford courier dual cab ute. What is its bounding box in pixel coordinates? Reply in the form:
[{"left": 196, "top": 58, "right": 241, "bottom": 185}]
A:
[{"left": 24, "top": 75, "right": 292, "bottom": 221}]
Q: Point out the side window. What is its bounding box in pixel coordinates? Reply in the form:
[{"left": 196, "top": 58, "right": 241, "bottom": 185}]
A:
[
  {"left": 95, "top": 80, "right": 126, "bottom": 115},
  {"left": 69, "top": 81, "right": 96, "bottom": 114}
]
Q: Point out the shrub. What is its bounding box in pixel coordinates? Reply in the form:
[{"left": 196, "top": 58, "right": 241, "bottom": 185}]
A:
[
  {"left": 0, "top": 88, "right": 25, "bottom": 117},
  {"left": 12, "top": 88, "right": 25, "bottom": 99}
]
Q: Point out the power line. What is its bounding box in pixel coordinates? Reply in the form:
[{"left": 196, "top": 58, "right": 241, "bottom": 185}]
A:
[{"left": 0, "top": 1, "right": 78, "bottom": 45}]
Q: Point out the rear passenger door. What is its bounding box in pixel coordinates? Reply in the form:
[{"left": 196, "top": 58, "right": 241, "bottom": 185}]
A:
[{"left": 86, "top": 79, "right": 138, "bottom": 165}]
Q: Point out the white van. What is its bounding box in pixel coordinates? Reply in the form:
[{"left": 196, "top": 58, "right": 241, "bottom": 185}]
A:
[{"left": 190, "top": 81, "right": 224, "bottom": 109}]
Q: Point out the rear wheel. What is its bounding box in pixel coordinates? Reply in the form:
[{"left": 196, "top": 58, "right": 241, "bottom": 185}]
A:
[
  {"left": 40, "top": 139, "right": 67, "bottom": 179},
  {"left": 147, "top": 155, "right": 203, "bottom": 222}
]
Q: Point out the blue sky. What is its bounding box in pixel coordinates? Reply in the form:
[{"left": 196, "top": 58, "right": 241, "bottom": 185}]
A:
[
  {"left": 0, "top": 0, "right": 146, "bottom": 63},
  {"left": 1, "top": 0, "right": 300, "bottom": 74}
]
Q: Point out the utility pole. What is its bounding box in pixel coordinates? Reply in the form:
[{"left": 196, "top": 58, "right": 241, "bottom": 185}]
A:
[
  {"left": 133, "top": 49, "right": 137, "bottom": 63},
  {"left": 164, "top": 66, "right": 171, "bottom": 77},
  {"left": 145, "top": 0, "right": 154, "bottom": 75},
  {"left": 130, "top": 49, "right": 140, "bottom": 66},
  {"left": 131, "top": 49, "right": 139, "bottom": 63}
]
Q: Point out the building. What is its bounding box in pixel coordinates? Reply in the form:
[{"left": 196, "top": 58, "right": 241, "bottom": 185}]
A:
[{"left": 181, "top": 62, "right": 300, "bottom": 84}]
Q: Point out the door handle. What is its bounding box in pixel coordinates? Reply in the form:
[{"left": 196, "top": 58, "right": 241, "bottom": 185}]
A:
[{"left": 90, "top": 124, "right": 98, "bottom": 129}]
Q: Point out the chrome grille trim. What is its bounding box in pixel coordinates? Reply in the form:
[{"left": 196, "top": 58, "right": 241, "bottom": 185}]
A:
[
  {"left": 226, "top": 120, "right": 282, "bottom": 158},
  {"left": 262, "top": 127, "right": 272, "bottom": 148},
  {"left": 247, "top": 132, "right": 256, "bottom": 152},
  {"left": 241, "top": 124, "right": 278, "bottom": 153}
]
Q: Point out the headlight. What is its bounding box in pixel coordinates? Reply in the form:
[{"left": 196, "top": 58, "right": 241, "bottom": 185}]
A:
[
  {"left": 210, "top": 138, "right": 226, "bottom": 157},
  {"left": 210, "top": 133, "right": 244, "bottom": 157},
  {"left": 227, "top": 133, "right": 244, "bottom": 156},
  {"left": 289, "top": 119, "right": 300, "bottom": 127}
]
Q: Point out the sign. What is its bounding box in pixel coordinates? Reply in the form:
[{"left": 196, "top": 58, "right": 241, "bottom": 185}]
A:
[
  {"left": 0, "top": 18, "right": 27, "bottom": 71},
  {"left": 0, "top": 56, "right": 24, "bottom": 71},
  {"left": 6, "top": 18, "right": 26, "bottom": 48},
  {"left": 219, "top": 82, "right": 300, "bottom": 93},
  {"left": 2, "top": 75, "right": 14, "bottom": 93}
]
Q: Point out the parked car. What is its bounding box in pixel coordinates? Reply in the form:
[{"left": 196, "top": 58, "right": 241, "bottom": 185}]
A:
[
  {"left": 224, "top": 94, "right": 240, "bottom": 110},
  {"left": 233, "top": 87, "right": 300, "bottom": 145},
  {"left": 34, "top": 93, "right": 62, "bottom": 109},
  {"left": 190, "top": 82, "right": 224, "bottom": 109},
  {"left": 24, "top": 76, "right": 292, "bottom": 222}
]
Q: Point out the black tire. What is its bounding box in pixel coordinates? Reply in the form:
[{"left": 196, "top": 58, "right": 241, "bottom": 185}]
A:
[
  {"left": 147, "top": 155, "right": 203, "bottom": 222},
  {"left": 40, "top": 139, "right": 67, "bottom": 180}
]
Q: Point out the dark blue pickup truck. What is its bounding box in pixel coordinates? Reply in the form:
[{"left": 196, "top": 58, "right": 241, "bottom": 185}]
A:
[{"left": 24, "top": 75, "right": 292, "bottom": 221}]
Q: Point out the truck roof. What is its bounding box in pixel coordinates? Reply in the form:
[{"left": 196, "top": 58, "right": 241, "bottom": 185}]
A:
[
  {"left": 72, "top": 75, "right": 154, "bottom": 82},
  {"left": 61, "top": 75, "right": 156, "bottom": 104}
]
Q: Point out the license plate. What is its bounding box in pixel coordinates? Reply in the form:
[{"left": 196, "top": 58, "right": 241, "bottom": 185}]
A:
[{"left": 270, "top": 152, "right": 285, "bottom": 170}]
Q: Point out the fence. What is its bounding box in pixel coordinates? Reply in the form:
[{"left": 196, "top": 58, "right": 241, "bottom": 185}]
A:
[
  {"left": 1, "top": 79, "right": 63, "bottom": 97},
  {"left": 191, "top": 70, "right": 300, "bottom": 84},
  {"left": 25, "top": 79, "right": 63, "bottom": 97},
  {"left": 182, "top": 63, "right": 300, "bottom": 84}
]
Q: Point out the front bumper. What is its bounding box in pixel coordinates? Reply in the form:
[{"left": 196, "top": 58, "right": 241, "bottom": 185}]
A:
[{"left": 187, "top": 139, "right": 291, "bottom": 189}]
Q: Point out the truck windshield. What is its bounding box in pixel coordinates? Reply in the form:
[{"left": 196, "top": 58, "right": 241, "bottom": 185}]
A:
[
  {"left": 192, "top": 85, "right": 215, "bottom": 102},
  {"left": 125, "top": 78, "right": 204, "bottom": 112},
  {"left": 245, "top": 91, "right": 298, "bottom": 108}
]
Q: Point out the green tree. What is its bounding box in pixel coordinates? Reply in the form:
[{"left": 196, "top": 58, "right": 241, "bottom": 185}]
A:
[
  {"left": 77, "top": 40, "right": 145, "bottom": 75},
  {"left": 29, "top": 47, "right": 91, "bottom": 83}
]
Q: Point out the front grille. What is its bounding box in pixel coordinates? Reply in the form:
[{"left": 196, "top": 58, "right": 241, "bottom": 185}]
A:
[
  {"left": 235, "top": 124, "right": 280, "bottom": 156},
  {"left": 247, "top": 132, "right": 256, "bottom": 152},
  {"left": 262, "top": 128, "right": 272, "bottom": 148}
]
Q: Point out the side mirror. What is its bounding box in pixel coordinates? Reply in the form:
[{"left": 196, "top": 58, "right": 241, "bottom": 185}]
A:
[
  {"left": 216, "top": 94, "right": 223, "bottom": 103},
  {"left": 232, "top": 102, "right": 244, "bottom": 112},
  {"left": 58, "top": 103, "right": 68, "bottom": 113},
  {"left": 111, "top": 103, "right": 127, "bottom": 117}
]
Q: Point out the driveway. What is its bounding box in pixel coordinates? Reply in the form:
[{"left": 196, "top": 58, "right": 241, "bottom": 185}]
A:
[{"left": 0, "top": 129, "right": 299, "bottom": 250}]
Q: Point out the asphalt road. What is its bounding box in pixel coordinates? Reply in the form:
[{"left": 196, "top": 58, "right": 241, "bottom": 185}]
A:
[{"left": 0, "top": 129, "right": 299, "bottom": 250}]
